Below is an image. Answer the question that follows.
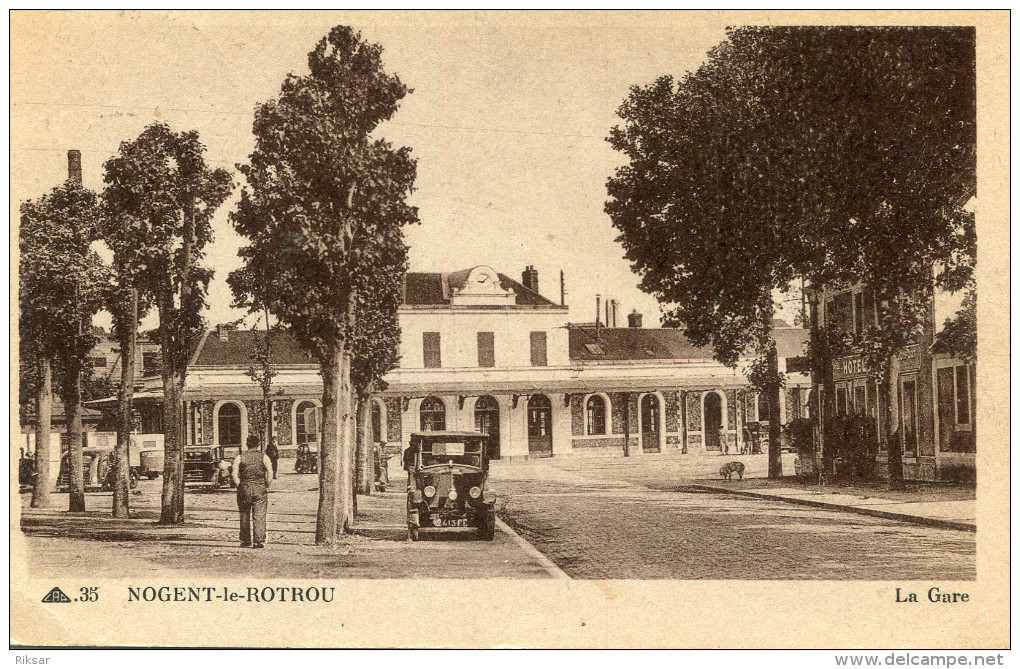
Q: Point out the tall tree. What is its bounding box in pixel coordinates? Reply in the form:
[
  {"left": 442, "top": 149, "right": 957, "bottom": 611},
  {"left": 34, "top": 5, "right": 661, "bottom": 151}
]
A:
[
  {"left": 230, "top": 25, "right": 418, "bottom": 543},
  {"left": 606, "top": 26, "right": 975, "bottom": 486},
  {"left": 103, "top": 123, "right": 232, "bottom": 523},
  {"left": 20, "top": 177, "right": 107, "bottom": 509}
]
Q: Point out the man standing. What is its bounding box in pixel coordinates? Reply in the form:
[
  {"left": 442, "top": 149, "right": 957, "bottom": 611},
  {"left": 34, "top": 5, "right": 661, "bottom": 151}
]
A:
[
  {"left": 232, "top": 435, "right": 273, "bottom": 548},
  {"left": 265, "top": 438, "right": 279, "bottom": 479}
]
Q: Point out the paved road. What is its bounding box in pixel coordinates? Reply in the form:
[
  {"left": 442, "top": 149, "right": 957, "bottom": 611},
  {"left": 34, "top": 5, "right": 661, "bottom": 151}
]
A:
[{"left": 490, "top": 457, "right": 976, "bottom": 580}]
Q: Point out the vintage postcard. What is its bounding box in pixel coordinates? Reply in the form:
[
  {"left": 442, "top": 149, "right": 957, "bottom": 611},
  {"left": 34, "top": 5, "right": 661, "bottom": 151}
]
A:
[{"left": 10, "top": 10, "right": 1009, "bottom": 649}]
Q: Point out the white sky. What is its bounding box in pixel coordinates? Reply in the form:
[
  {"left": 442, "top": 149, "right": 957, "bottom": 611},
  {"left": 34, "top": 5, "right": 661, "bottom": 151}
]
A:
[{"left": 12, "top": 11, "right": 806, "bottom": 331}]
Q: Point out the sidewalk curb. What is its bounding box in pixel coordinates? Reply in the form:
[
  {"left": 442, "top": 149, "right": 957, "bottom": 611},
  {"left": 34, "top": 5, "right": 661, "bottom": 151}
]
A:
[
  {"left": 690, "top": 484, "right": 976, "bottom": 533},
  {"left": 494, "top": 517, "right": 571, "bottom": 579}
]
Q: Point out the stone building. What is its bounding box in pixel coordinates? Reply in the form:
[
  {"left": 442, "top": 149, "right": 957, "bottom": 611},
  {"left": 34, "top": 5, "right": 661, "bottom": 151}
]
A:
[{"left": 148, "top": 265, "right": 808, "bottom": 460}]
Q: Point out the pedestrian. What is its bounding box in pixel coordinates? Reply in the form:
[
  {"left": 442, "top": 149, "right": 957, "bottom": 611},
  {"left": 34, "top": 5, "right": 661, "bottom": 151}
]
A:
[
  {"left": 265, "top": 438, "right": 279, "bottom": 479},
  {"left": 232, "top": 435, "right": 273, "bottom": 548}
]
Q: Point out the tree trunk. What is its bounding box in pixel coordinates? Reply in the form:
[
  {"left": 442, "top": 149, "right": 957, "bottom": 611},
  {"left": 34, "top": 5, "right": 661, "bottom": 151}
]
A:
[
  {"left": 156, "top": 188, "right": 194, "bottom": 524},
  {"left": 356, "top": 395, "right": 373, "bottom": 496},
  {"left": 112, "top": 289, "right": 137, "bottom": 518},
  {"left": 882, "top": 356, "right": 905, "bottom": 490},
  {"left": 159, "top": 345, "right": 186, "bottom": 524},
  {"left": 766, "top": 345, "right": 783, "bottom": 479},
  {"left": 31, "top": 358, "right": 52, "bottom": 508},
  {"left": 67, "top": 370, "right": 86, "bottom": 512},
  {"left": 316, "top": 350, "right": 342, "bottom": 544},
  {"left": 338, "top": 352, "right": 356, "bottom": 533}
]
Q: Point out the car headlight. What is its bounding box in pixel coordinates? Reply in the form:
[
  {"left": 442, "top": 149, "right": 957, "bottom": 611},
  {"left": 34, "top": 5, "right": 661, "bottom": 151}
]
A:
[
  {"left": 423, "top": 485, "right": 436, "bottom": 498},
  {"left": 448, "top": 488, "right": 458, "bottom": 501},
  {"left": 469, "top": 486, "right": 481, "bottom": 499}
]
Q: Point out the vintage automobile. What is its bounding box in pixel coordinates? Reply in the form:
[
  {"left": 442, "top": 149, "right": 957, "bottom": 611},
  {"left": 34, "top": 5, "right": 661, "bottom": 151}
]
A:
[
  {"left": 403, "top": 431, "right": 496, "bottom": 541},
  {"left": 294, "top": 443, "right": 318, "bottom": 474},
  {"left": 139, "top": 449, "right": 163, "bottom": 479},
  {"left": 184, "top": 445, "right": 242, "bottom": 485},
  {"left": 183, "top": 446, "right": 218, "bottom": 483},
  {"left": 57, "top": 448, "right": 138, "bottom": 492}
]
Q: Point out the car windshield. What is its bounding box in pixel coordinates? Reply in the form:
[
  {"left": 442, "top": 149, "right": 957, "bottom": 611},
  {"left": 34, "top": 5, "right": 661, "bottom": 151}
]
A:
[{"left": 420, "top": 440, "right": 483, "bottom": 469}]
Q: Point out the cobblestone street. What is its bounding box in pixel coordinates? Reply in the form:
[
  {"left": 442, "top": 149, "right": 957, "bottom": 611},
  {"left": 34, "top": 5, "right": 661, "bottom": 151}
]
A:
[{"left": 490, "top": 454, "right": 976, "bottom": 580}]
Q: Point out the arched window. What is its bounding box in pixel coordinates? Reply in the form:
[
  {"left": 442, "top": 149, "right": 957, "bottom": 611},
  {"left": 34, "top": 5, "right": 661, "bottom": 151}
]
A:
[
  {"left": 295, "top": 401, "right": 320, "bottom": 444},
  {"left": 586, "top": 396, "right": 606, "bottom": 435},
  {"left": 419, "top": 396, "right": 446, "bottom": 431},
  {"left": 217, "top": 403, "right": 242, "bottom": 446}
]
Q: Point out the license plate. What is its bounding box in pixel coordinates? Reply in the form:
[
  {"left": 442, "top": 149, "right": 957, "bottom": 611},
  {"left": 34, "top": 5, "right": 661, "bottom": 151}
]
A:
[{"left": 435, "top": 517, "right": 468, "bottom": 527}]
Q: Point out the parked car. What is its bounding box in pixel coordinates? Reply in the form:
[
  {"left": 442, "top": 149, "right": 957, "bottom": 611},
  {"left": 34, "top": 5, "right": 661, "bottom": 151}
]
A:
[
  {"left": 294, "top": 443, "right": 318, "bottom": 474},
  {"left": 58, "top": 448, "right": 138, "bottom": 491},
  {"left": 139, "top": 449, "right": 164, "bottom": 479},
  {"left": 184, "top": 446, "right": 218, "bottom": 483},
  {"left": 403, "top": 431, "right": 496, "bottom": 541}
]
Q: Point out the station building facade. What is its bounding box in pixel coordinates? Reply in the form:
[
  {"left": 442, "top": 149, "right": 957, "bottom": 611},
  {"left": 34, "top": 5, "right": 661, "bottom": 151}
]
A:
[{"left": 158, "top": 265, "right": 808, "bottom": 460}]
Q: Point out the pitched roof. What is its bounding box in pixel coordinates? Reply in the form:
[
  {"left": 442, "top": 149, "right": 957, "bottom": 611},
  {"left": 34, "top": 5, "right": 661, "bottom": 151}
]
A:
[
  {"left": 569, "top": 325, "right": 811, "bottom": 362},
  {"left": 191, "top": 329, "right": 314, "bottom": 367},
  {"left": 569, "top": 326, "right": 716, "bottom": 361},
  {"left": 402, "top": 270, "right": 559, "bottom": 307}
]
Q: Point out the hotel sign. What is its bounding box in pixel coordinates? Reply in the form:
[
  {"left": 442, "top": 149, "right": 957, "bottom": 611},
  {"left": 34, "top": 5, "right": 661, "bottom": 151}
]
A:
[{"left": 832, "top": 355, "right": 868, "bottom": 380}]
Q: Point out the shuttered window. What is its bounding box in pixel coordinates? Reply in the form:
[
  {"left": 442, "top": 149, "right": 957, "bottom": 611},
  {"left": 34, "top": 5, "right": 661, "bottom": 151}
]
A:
[
  {"left": 530, "top": 331, "right": 547, "bottom": 367},
  {"left": 477, "top": 332, "right": 495, "bottom": 368},
  {"left": 423, "top": 332, "right": 441, "bottom": 368}
]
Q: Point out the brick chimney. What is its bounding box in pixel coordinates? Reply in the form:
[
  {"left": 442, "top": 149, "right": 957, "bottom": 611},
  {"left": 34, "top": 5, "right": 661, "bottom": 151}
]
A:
[
  {"left": 67, "top": 150, "right": 82, "bottom": 185},
  {"left": 521, "top": 265, "right": 539, "bottom": 294},
  {"left": 216, "top": 324, "right": 230, "bottom": 341},
  {"left": 628, "top": 309, "right": 643, "bottom": 328}
]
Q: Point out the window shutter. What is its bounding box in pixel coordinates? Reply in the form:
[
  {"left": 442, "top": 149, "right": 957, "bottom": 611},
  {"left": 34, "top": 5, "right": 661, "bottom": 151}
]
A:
[
  {"left": 423, "top": 332, "right": 441, "bottom": 368},
  {"left": 477, "top": 332, "right": 495, "bottom": 367},
  {"left": 530, "top": 331, "right": 547, "bottom": 367}
]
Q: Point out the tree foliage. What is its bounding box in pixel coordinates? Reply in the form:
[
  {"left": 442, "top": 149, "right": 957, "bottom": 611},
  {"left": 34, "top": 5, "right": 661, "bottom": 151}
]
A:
[
  {"left": 20, "top": 180, "right": 109, "bottom": 509},
  {"left": 103, "top": 122, "right": 232, "bottom": 523},
  {"left": 230, "top": 26, "right": 418, "bottom": 542},
  {"left": 607, "top": 26, "right": 975, "bottom": 483}
]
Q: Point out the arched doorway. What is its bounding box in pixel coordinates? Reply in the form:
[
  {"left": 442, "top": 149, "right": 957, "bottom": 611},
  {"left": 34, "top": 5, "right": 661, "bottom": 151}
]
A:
[
  {"left": 295, "top": 400, "right": 320, "bottom": 445},
  {"left": 474, "top": 395, "right": 501, "bottom": 459},
  {"left": 217, "top": 403, "right": 242, "bottom": 447},
  {"left": 527, "top": 394, "right": 553, "bottom": 458},
  {"left": 704, "top": 392, "right": 723, "bottom": 452},
  {"left": 640, "top": 394, "right": 661, "bottom": 453},
  {"left": 419, "top": 396, "right": 446, "bottom": 431}
]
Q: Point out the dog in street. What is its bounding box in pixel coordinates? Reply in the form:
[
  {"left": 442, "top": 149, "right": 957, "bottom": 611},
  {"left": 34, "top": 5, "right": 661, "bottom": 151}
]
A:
[{"left": 719, "top": 461, "right": 745, "bottom": 481}]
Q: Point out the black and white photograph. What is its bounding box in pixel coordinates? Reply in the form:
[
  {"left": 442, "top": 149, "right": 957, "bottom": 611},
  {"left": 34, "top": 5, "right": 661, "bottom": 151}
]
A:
[{"left": 10, "top": 10, "right": 1008, "bottom": 651}]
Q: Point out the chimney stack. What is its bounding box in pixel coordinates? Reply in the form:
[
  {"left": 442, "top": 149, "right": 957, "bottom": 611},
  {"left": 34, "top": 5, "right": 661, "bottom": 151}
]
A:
[
  {"left": 611, "top": 300, "right": 618, "bottom": 328},
  {"left": 595, "top": 294, "right": 602, "bottom": 338},
  {"left": 522, "top": 265, "right": 539, "bottom": 294},
  {"left": 216, "top": 324, "right": 230, "bottom": 341},
  {"left": 628, "top": 309, "right": 643, "bottom": 328},
  {"left": 67, "top": 150, "right": 82, "bottom": 185}
]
